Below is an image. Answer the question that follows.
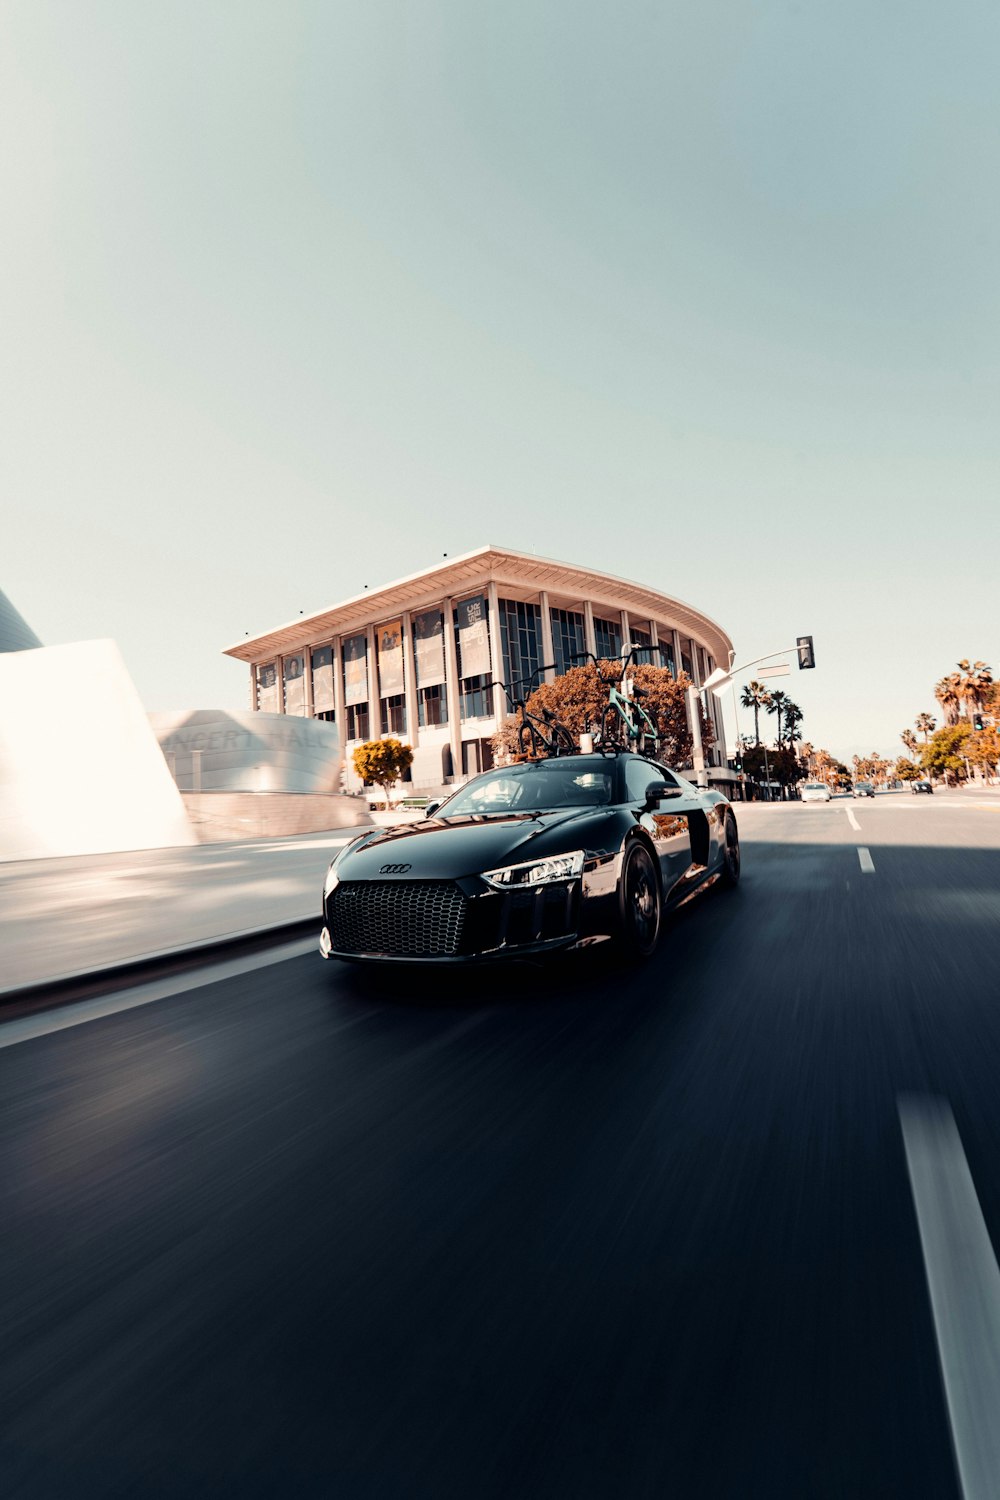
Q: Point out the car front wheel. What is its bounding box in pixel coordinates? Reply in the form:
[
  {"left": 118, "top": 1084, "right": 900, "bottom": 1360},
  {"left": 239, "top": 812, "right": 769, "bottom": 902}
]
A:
[
  {"left": 721, "top": 812, "right": 741, "bottom": 887},
  {"left": 617, "top": 842, "right": 661, "bottom": 960}
]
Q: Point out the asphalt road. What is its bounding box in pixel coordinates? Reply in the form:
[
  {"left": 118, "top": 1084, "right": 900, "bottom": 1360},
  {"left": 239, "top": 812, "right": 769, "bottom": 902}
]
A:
[{"left": 4, "top": 794, "right": 1000, "bottom": 1498}]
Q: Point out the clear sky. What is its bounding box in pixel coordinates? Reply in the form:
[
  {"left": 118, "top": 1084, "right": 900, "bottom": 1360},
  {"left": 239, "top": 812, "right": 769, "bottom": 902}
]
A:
[{"left": 3, "top": 1, "right": 997, "bottom": 763}]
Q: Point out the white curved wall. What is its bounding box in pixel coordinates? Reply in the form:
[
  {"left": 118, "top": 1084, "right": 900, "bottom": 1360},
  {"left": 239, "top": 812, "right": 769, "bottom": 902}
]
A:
[
  {"left": 0, "top": 640, "right": 195, "bottom": 862},
  {"left": 150, "top": 709, "right": 342, "bottom": 794}
]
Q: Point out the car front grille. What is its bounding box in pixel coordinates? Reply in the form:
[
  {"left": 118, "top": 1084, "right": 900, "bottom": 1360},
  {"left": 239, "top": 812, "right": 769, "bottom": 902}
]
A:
[{"left": 329, "top": 881, "right": 468, "bottom": 957}]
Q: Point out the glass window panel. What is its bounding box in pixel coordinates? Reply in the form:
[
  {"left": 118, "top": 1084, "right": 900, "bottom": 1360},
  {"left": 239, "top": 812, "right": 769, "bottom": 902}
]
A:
[
  {"left": 593, "top": 617, "right": 622, "bottom": 659},
  {"left": 550, "top": 607, "right": 586, "bottom": 676},
  {"left": 498, "top": 599, "right": 542, "bottom": 690},
  {"left": 311, "top": 644, "right": 334, "bottom": 714}
]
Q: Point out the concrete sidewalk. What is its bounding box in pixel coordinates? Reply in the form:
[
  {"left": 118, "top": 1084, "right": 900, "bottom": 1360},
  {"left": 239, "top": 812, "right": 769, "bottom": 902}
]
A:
[{"left": 0, "top": 829, "right": 361, "bottom": 996}]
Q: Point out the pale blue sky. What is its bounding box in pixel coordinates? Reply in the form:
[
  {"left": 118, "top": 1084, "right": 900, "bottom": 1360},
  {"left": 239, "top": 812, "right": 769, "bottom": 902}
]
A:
[{"left": 3, "top": 1, "right": 997, "bottom": 760}]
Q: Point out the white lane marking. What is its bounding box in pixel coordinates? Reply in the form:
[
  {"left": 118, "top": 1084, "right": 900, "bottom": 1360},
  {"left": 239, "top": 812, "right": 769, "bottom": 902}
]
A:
[
  {"left": 0, "top": 938, "right": 317, "bottom": 1051},
  {"left": 857, "top": 847, "right": 875, "bottom": 873},
  {"left": 846, "top": 807, "right": 862, "bottom": 832},
  {"left": 899, "top": 1096, "right": 1000, "bottom": 1500}
]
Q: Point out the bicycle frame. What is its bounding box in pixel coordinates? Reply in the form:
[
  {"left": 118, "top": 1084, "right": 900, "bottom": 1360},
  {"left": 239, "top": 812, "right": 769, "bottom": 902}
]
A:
[
  {"left": 490, "top": 663, "right": 576, "bottom": 760},
  {"left": 569, "top": 648, "right": 660, "bottom": 754}
]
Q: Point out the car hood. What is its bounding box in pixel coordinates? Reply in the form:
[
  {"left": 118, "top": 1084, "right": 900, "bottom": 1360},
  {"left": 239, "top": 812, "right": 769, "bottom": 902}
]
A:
[{"left": 333, "top": 808, "right": 613, "bottom": 881}]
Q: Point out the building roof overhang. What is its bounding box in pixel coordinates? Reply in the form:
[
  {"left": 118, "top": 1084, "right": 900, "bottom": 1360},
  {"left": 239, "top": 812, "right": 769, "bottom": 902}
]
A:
[{"left": 222, "top": 544, "right": 734, "bottom": 669}]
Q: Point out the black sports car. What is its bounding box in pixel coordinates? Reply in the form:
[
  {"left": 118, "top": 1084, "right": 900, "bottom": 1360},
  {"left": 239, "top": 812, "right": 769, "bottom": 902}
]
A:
[{"left": 319, "top": 752, "right": 740, "bottom": 964}]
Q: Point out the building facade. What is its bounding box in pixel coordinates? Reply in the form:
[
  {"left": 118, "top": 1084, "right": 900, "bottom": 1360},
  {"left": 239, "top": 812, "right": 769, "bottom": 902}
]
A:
[{"left": 223, "top": 547, "right": 735, "bottom": 794}]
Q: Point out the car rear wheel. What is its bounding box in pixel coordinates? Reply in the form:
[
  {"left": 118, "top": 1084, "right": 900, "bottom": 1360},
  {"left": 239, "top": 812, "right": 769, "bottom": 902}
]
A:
[
  {"left": 721, "top": 812, "right": 741, "bottom": 887},
  {"left": 616, "top": 842, "right": 661, "bottom": 960}
]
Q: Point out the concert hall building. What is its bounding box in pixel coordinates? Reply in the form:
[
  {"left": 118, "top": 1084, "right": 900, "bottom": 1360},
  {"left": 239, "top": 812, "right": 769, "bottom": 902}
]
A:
[{"left": 223, "top": 546, "right": 735, "bottom": 795}]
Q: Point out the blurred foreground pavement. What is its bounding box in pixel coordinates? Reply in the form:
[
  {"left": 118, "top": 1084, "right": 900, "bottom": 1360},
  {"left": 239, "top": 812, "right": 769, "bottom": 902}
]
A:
[{"left": 0, "top": 831, "right": 360, "bottom": 995}]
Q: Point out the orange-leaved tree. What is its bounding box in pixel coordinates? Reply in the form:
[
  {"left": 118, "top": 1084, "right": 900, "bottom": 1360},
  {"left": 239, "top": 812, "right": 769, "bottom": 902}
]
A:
[
  {"left": 492, "top": 661, "right": 713, "bottom": 767},
  {"left": 351, "top": 738, "right": 413, "bottom": 809}
]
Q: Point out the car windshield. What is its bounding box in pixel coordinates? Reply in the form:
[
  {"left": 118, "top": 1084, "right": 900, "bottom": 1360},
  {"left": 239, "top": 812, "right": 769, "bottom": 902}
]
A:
[{"left": 440, "top": 757, "right": 615, "bottom": 815}]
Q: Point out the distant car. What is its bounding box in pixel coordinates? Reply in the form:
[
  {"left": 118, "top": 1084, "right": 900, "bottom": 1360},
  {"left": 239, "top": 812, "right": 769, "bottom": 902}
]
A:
[
  {"left": 801, "top": 782, "right": 832, "bottom": 803},
  {"left": 853, "top": 782, "right": 875, "bottom": 798},
  {"left": 911, "top": 779, "right": 934, "bottom": 795}
]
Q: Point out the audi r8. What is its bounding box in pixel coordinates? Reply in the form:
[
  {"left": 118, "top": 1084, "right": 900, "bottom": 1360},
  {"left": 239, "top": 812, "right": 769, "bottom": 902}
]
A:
[{"left": 319, "top": 752, "right": 740, "bottom": 964}]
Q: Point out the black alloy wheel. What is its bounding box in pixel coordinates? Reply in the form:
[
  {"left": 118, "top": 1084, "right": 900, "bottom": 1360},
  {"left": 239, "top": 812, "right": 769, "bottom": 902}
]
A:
[
  {"left": 618, "top": 842, "right": 662, "bottom": 960},
  {"left": 721, "top": 812, "right": 741, "bottom": 887}
]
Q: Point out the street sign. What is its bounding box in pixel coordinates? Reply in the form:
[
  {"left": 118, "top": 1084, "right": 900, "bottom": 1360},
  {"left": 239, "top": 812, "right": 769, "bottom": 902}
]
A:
[{"left": 757, "top": 663, "right": 790, "bottom": 678}]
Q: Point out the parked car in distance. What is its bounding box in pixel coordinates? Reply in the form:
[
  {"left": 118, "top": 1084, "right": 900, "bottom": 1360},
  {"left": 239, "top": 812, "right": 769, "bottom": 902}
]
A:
[
  {"left": 853, "top": 782, "right": 875, "bottom": 798},
  {"left": 911, "top": 779, "right": 934, "bottom": 795},
  {"left": 801, "top": 782, "right": 832, "bottom": 803}
]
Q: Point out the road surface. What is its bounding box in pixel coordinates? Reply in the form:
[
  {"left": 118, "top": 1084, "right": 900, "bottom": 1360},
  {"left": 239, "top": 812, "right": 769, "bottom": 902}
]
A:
[{"left": 3, "top": 793, "right": 1000, "bottom": 1497}]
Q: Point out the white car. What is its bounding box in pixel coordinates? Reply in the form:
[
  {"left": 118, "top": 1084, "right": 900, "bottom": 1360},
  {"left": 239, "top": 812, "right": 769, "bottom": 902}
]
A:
[{"left": 800, "top": 782, "right": 832, "bottom": 803}]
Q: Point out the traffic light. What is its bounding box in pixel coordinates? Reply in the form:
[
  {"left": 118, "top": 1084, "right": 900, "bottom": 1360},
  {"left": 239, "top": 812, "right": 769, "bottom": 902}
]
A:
[
  {"left": 973, "top": 712, "right": 985, "bottom": 731},
  {"left": 797, "top": 635, "right": 815, "bottom": 670}
]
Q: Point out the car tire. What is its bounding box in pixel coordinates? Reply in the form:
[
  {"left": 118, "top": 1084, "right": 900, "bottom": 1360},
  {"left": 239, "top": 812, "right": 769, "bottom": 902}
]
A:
[
  {"left": 721, "top": 812, "right": 741, "bottom": 887},
  {"left": 616, "top": 841, "right": 662, "bottom": 961}
]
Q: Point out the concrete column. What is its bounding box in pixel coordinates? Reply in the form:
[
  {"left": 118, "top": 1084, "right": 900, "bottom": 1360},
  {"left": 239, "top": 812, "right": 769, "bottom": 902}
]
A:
[
  {"left": 539, "top": 591, "right": 555, "bottom": 682},
  {"left": 711, "top": 692, "right": 727, "bottom": 769},
  {"left": 487, "top": 581, "right": 505, "bottom": 721},
  {"left": 401, "top": 611, "right": 418, "bottom": 743},
  {"left": 620, "top": 610, "right": 631, "bottom": 652},
  {"left": 367, "top": 624, "right": 378, "bottom": 737},
  {"left": 687, "top": 684, "right": 707, "bottom": 787},
  {"left": 442, "top": 598, "right": 462, "bottom": 781},
  {"left": 249, "top": 666, "right": 256, "bottom": 712},
  {"left": 276, "top": 655, "right": 285, "bottom": 714},
  {"left": 583, "top": 601, "right": 597, "bottom": 657},
  {"left": 304, "top": 645, "right": 314, "bottom": 719},
  {"left": 672, "top": 629, "right": 684, "bottom": 679},
  {"left": 332, "top": 637, "right": 344, "bottom": 727}
]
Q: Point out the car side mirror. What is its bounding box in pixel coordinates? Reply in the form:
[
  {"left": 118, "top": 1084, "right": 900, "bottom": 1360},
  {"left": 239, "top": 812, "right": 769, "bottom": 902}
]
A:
[
  {"left": 423, "top": 800, "right": 442, "bottom": 818},
  {"left": 645, "top": 781, "right": 681, "bottom": 809}
]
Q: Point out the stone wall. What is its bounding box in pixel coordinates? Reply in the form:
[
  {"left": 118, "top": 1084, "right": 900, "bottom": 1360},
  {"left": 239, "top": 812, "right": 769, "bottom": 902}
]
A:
[{"left": 181, "top": 791, "right": 371, "bottom": 843}]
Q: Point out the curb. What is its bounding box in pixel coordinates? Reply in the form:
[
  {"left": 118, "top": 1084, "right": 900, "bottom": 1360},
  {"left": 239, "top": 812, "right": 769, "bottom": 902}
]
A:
[{"left": 0, "top": 915, "right": 320, "bottom": 1020}]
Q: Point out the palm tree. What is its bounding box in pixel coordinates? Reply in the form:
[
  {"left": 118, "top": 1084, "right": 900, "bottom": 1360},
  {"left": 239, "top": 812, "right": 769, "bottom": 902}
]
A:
[
  {"left": 901, "top": 729, "right": 918, "bottom": 759},
  {"left": 956, "top": 659, "right": 993, "bottom": 721},
  {"left": 915, "top": 712, "right": 936, "bottom": 743},
  {"left": 740, "top": 681, "right": 771, "bottom": 746},
  {"left": 934, "top": 674, "right": 963, "bottom": 727},
  {"left": 767, "top": 689, "right": 789, "bottom": 747},
  {"left": 782, "top": 700, "right": 803, "bottom": 750}
]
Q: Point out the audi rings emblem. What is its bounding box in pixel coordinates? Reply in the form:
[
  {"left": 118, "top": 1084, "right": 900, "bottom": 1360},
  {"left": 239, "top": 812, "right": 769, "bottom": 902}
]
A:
[{"left": 379, "top": 863, "right": 412, "bottom": 875}]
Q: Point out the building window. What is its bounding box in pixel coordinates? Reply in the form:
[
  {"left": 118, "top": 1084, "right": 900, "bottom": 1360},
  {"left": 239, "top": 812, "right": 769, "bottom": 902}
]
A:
[
  {"left": 255, "top": 662, "right": 279, "bottom": 713},
  {"left": 462, "top": 738, "right": 496, "bottom": 776},
  {"left": 346, "top": 703, "right": 370, "bottom": 741},
  {"left": 629, "top": 625, "right": 654, "bottom": 664},
  {"left": 550, "top": 607, "right": 585, "bottom": 675},
  {"left": 679, "top": 637, "right": 694, "bottom": 678},
  {"left": 460, "top": 674, "right": 493, "bottom": 721},
  {"left": 593, "top": 616, "right": 622, "bottom": 660},
  {"left": 380, "top": 694, "right": 407, "bottom": 735},
  {"left": 454, "top": 596, "right": 492, "bottom": 680},
  {"left": 498, "top": 598, "right": 542, "bottom": 690},
  {"left": 342, "top": 634, "right": 369, "bottom": 708},
  {"left": 417, "top": 684, "right": 448, "bottom": 727},
  {"left": 283, "top": 654, "right": 306, "bottom": 715},
  {"left": 311, "top": 644, "right": 334, "bottom": 715},
  {"left": 315, "top": 710, "right": 336, "bottom": 724},
  {"left": 659, "top": 639, "right": 676, "bottom": 675}
]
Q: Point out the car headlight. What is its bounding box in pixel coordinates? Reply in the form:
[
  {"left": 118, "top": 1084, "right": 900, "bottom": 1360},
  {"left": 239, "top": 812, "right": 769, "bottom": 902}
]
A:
[
  {"left": 323, "top": 863, "right": 341, "bottom": 899},
  {"left": 483, "top": 850, "right": 585, "bottom": 888}
]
